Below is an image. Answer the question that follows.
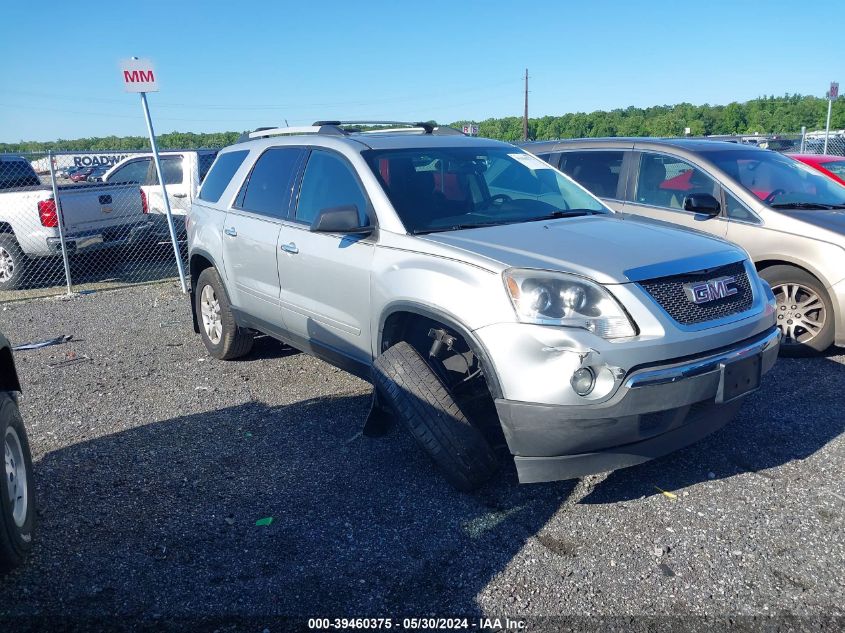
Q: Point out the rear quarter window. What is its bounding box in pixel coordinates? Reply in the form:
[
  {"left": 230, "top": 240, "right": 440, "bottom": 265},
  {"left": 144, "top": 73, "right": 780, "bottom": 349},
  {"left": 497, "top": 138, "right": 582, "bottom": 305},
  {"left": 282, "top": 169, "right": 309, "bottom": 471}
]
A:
[{"left": 198, "top": 150, "right": 249, "bottom": 203}]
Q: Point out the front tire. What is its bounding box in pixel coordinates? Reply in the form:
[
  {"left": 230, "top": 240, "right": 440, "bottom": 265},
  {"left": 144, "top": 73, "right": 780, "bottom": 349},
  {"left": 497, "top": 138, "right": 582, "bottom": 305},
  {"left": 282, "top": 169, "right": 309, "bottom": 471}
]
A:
[
  {"left": 0, "top": 235, "right": 28, "bottom": 292},
  {"left": 195, "top": 268, "right": 254, "bottom": 360},
  {"left": 0, "top": 393, "right": 35, "bottom": 573},
  {"left": 373, "top": 342, "right": 498, "bottom": 491},
  {"left": 759, "top": 265, "right": 834, "bottom": 356}
]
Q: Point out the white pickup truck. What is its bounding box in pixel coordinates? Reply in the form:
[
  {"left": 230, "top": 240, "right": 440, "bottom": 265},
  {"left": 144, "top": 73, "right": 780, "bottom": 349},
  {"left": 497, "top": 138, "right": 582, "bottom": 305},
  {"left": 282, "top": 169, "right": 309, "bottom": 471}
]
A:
[
  {"left": 0, "top": 155, "right": 152, "bottom": 290},
  {"left": 103, "top": 150, "right": 217, "bottom": 243}
]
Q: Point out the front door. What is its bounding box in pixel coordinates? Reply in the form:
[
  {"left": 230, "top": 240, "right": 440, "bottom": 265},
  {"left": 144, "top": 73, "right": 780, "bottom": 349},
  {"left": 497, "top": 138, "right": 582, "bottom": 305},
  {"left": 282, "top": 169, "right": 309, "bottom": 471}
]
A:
[
  {"left": 623, "top": 151, "right": 728, "bottom": 238},
  {"left": 277, "top": 149, "right": 374, "bottom": 364}
]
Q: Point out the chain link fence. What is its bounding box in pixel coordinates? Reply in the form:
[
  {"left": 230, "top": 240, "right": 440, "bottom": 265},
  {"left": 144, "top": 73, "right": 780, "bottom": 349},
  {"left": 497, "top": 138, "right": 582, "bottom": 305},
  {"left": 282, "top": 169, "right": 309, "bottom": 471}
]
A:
[
  {"left": 702, "top": 131, "right": 845, "bottom": 156},
  {"left": 0, "top": 149, "right": 217, "bottom": 302}
]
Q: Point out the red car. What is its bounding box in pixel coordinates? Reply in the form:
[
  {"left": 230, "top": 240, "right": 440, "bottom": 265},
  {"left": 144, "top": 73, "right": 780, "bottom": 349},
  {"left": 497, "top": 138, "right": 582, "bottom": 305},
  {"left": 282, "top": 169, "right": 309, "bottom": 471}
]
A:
[
  {"left": 789, "top": 154, "right": 845, "bottom": 186},
  {"left": 69, "top": 167, "right": 96, "bottom": 182}
]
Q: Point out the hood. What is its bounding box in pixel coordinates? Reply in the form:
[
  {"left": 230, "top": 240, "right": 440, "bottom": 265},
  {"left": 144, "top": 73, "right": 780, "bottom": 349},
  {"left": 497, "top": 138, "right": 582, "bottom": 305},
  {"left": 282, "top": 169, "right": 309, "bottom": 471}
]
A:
[
  {"left": 784, "top": 209, "right": 845, "bottom": 235},
  {"left": 419, "top": 214, "right": 745, "bottom": 284}
]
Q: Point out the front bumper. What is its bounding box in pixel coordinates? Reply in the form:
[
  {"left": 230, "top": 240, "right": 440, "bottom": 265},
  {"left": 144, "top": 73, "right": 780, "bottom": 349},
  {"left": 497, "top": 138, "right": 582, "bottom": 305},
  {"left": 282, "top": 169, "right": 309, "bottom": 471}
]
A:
[{"left": 495, "top": 327, "right": 780, "bottom": 483}]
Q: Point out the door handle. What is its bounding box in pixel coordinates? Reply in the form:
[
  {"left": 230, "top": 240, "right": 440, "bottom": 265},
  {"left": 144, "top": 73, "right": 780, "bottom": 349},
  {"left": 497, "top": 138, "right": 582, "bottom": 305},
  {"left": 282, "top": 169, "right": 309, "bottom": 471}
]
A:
[
  {"left": 281, "top": 242, "right": 299, "bottom": 254},
  {"left": 223, "top": 226, "right": 237, "bottom": 237},
  {"left": 173, "top": 193, "right": 188, "bottom": 199}
]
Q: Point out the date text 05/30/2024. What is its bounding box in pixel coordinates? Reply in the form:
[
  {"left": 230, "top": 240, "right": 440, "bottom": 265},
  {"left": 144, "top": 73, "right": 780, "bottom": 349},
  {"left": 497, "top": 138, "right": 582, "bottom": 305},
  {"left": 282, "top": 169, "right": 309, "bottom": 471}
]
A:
[{"left": 307, "top": 617, "right": 526, "bottom": 630}]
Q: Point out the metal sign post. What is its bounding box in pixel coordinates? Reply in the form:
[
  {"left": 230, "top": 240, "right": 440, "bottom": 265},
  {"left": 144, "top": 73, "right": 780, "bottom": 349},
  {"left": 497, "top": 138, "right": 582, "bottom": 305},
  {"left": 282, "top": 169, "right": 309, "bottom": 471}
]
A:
[
  {"left": 824, "top": 82, "right": 838, "bottom": 156},
  {"left": 47, "top": 151, "right": 73, "bottom": 296},
  {"left": 120, "top": 57, "right": 188, "bottom": 293}
]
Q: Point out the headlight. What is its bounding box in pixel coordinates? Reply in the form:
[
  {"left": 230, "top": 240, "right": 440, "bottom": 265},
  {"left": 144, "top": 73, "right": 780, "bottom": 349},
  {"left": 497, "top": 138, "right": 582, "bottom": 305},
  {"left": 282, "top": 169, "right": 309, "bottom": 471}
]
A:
[{"left": 503, "top": 269, "right": 637, "bottom": 339}]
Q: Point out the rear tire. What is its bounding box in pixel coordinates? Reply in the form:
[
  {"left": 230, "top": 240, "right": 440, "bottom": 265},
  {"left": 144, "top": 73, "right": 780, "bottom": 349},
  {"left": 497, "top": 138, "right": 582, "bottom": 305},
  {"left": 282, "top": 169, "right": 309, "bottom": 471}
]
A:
[
  {"left": 373, "top": 342, "right": 498, "bottom": 491},
  {"left": 195, "top": 268, "right": 254, "bottom": 360},
  {"left": 759, "top": 265, "right": 834, "bottom": 356},
  {"left": 0, "top": 393, "right": 35, "bottom": 573},
  {"left": 0, "top": 235, "right": 28, "bottom": 292}
]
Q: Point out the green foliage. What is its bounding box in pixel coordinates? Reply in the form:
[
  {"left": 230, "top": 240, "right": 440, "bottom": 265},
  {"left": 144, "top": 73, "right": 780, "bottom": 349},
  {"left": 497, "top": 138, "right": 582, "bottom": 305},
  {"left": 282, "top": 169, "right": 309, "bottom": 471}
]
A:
[
  {"left": 451, "top": 94, "right": 844, "bottom": 141},
  {"left": 2, "top": 95, "right": 842, "bottom": 152},
  {"left": 0, "top": 131, "right": 242, "bottom": 154}
]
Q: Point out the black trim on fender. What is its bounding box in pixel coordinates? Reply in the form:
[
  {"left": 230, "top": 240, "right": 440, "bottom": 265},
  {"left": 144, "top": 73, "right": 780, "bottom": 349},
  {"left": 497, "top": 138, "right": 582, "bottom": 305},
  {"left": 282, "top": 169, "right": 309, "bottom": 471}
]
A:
[{"left": 377, "top": 302, "right": 503, "bottom": 399}]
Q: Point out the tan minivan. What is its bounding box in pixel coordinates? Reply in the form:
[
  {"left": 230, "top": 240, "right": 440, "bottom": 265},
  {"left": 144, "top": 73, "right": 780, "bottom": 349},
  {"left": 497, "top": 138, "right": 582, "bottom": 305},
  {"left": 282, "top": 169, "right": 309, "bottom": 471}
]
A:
[{"left": 525, "top": 138, "right": 845, "bottom": 355}]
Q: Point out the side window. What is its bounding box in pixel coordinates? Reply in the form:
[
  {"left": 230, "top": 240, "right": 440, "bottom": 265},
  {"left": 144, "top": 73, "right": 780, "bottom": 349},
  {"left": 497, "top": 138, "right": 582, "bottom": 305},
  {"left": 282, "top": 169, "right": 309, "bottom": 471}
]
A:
[
  {"left": 109, "top": 158, "right": 151, "bottom": 184},
  {"left": 725, "top": 191, "right": 758, "bottom": 222},
  {"left": 296, "top": 150, "right": 369, "bottom": 226},
  {"left": 198, "top": 150, "right": 248, "bottom": 203},
  {"left": 558, "top": 151, "right": 624, "bottom": 199},
  {"left": 636, "top": 153, "right": 718, "bottom": 210},
  {"left": 148, "top": 157, "right": 184, "bottom": 186},
  {"left": 239, "top": 147, "right": 303, "bottom": 219}
]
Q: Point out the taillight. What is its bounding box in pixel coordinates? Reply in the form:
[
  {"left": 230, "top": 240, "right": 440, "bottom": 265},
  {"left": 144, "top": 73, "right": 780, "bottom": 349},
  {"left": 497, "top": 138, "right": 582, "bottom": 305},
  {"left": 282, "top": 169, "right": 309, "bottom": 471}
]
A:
[
  {"left": 38, "top": 199, "right": 59, "bottom": 227},
  {"left": 140, "top": 189, "right": 148, "bottom": 214}
]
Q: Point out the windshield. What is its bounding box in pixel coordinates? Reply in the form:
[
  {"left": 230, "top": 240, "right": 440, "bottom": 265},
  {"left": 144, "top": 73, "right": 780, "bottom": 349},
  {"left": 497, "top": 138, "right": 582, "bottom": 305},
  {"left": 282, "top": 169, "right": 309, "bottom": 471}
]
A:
[
  {"left": 697, "top": 148, "right": 845, "bottom": 209},
  {"left": 0, "top": 160, "right": 41, "bottom": 189},
  {"left": 363, "top": 147, "right": 607, "bottom": 233}
]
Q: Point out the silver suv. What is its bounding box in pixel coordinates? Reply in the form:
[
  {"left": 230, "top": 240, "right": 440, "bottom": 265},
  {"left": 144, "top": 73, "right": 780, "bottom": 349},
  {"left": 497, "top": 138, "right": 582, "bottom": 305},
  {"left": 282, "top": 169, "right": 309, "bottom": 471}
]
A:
[{"left": 187, "top": 121, "right": 779, "bottom": 490}]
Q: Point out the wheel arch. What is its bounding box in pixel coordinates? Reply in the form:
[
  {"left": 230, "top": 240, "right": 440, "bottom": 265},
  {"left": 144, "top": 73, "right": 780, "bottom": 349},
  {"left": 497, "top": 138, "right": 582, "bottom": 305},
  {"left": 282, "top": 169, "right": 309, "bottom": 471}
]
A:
[
  {"left": 188, "top": 249, "right": 220, "bottom": 334},
  {"left": 377, "top": 302, "right": 503, "bottom": 399}
]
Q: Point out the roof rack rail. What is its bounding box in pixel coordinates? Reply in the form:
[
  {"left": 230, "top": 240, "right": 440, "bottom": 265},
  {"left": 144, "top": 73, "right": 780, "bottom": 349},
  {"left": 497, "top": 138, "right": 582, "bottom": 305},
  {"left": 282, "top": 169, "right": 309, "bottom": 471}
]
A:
[{"left": 237, "top": 120, "right": 466, "bottom": 143}]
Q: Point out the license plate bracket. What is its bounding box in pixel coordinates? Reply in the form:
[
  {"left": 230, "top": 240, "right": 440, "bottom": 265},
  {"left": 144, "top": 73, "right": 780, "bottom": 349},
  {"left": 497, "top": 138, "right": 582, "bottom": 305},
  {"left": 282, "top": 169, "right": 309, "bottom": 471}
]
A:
[{"left": 716, "top": 354, "right": 762, "bottom": 403}]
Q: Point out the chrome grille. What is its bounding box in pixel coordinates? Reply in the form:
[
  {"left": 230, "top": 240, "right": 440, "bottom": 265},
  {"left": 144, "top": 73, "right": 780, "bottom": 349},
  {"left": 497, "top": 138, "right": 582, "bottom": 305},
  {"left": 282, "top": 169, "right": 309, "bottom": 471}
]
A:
[{"left": 638, "top": 261, "right": 753, "bottom": 326}]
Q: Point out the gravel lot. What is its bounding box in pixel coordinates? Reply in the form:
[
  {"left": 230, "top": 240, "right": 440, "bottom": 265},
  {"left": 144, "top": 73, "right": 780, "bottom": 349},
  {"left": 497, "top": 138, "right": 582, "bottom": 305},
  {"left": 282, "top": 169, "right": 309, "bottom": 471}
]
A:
[{"left": 0, "top": 283, "right": 843, "bottom": 629}]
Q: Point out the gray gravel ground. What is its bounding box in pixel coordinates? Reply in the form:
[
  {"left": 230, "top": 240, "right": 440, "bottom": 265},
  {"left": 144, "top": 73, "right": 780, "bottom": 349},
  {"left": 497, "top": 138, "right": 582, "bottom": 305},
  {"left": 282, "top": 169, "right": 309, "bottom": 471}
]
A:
[{"left": 0, "top": 283, "right": 843, "bottom": 630}]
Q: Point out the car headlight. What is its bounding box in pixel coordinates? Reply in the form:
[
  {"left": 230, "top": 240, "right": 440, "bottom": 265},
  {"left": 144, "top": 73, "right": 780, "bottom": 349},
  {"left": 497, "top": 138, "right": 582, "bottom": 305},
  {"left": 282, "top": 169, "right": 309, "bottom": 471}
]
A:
[{"left": 503, "top": 269, "right": 637, "bottom": 339}]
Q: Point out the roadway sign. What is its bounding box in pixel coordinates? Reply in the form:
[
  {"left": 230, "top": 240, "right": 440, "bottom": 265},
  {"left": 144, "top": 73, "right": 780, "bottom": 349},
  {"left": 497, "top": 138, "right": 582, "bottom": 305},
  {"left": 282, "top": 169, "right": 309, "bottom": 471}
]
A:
[
  {"left": 120, "top": 58, "right": 158, "bottom": 93},
  {"left": 831, "top": 82, "right": 839, "bottom": 99}
]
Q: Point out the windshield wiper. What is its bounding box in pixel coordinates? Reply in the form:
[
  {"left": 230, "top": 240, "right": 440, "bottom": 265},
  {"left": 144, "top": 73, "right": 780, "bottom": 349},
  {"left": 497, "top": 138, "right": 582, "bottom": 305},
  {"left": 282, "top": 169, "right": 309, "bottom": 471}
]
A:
[
  {"left": 770, "top": 202, "right": 845, "bottom": 210},
  {"left": 525, "top": 209, "right": 602, "bottom": 222},
  {"left": 413, "top": 220, "right": 515, "bottom": 235}
]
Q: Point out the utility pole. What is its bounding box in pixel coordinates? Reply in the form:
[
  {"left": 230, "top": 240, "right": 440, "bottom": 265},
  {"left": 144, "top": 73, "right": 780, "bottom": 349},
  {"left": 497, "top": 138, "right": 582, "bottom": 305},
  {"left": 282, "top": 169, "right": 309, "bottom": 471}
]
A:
[
  {"left": 824, "top": 81, "right": 838, "bottom": 155},
  {"left": 523, "top": 68, "right": 529, "bottom": 141}
]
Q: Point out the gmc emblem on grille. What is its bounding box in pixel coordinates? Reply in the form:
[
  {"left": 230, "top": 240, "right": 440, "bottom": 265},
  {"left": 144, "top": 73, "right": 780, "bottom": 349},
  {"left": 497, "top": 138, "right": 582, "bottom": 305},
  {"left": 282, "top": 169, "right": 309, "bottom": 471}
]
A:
[{"left": 683, "top": 276, "right": 738, "bottom": 304}]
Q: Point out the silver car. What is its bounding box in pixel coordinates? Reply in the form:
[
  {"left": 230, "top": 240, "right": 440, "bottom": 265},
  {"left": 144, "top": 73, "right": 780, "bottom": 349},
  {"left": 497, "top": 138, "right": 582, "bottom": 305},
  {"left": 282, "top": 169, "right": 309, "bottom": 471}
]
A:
[
  {"left": 524, "top": 138, "right": 845, "bottom": 355},
  {"left": 187, "top": 122, "right": 779, "bottom": 490}
]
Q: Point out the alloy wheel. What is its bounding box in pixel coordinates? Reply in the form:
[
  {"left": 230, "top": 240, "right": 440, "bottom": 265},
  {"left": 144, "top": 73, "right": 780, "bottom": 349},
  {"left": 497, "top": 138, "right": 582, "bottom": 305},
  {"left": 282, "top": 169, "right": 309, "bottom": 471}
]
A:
[
  {"left": 0, "top": 247, "right": 14, "bottom": 283},
  {"left": 4, "top": 426, "right": 28, "bottom": 528},
  {"left": 200, "top": 284, "right": 223, "bottom": 344},
  {"left": 771, "top": 282, "right": 826, "bottom": 346}
]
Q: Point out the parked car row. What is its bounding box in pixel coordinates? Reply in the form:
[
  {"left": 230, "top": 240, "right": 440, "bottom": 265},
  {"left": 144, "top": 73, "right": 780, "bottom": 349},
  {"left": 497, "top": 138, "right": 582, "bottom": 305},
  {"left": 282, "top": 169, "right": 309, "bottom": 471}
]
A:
[{"left": 0, "top": 150, "right": 218, "bottom": 290}]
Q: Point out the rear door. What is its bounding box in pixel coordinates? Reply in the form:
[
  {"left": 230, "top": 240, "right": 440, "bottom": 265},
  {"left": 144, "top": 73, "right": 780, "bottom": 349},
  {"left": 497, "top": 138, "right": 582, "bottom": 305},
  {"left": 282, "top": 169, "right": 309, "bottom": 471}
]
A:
[
  {"left": 277, "top": 149, "right": 375, "bottom": 363},
  {"left": 623, "top": 150, "right": 728, "bottom": 237},
  {"left": 221, "top": 147, "right": 304, "bottom": 326},
  {"left": 557, "top": 150, "right": 629, "bottom": 211}
]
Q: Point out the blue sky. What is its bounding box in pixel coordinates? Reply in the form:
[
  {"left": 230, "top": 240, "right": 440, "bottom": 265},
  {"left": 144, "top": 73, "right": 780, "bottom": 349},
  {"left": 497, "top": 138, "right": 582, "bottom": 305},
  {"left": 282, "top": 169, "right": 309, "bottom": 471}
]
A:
[{"left": 1, "top": 0, "right": 843, "bottom": 142}]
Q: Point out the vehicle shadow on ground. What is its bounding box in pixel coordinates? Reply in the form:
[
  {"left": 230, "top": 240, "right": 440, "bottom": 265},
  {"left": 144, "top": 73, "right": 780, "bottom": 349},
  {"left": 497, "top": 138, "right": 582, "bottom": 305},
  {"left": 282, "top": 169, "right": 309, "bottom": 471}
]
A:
[
  {"left": 3, "top": 393, "right": 570, "bottom": 622},
  {"left": 578, "top": 354, "right": 845, "bottom": 504}
]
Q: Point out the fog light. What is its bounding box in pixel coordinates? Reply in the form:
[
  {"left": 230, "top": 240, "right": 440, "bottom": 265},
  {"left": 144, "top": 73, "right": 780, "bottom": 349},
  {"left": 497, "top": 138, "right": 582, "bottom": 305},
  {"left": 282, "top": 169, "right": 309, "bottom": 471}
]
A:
[{"left": 571, "top": 367, "right": 595, "bottom": 396}]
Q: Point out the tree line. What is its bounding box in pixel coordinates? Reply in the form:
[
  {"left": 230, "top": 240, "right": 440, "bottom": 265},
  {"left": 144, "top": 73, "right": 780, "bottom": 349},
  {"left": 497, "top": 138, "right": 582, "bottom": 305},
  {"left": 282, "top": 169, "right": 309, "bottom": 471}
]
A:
[{"left": 2, "top": 94, "right": 843, "bottom": 153}]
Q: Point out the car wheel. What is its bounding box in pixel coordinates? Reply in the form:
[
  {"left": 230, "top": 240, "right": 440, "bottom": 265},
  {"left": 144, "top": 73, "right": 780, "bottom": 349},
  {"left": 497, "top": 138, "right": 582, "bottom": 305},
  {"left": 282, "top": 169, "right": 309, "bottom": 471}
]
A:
[
  {"left": 0, "top": 235, "right": 28, "bottom": 292},
  {"left": 0, "top": 393, "right": 35, "bottom": 573},
  {"left": 195, "top": 267, "right": 254, "bottom": 360},
  {"left": 373, "top": 341, "right": 498, "bottom": 491},
  {"left": 760, "top": 265, "right": 834, "bottom": 356}
]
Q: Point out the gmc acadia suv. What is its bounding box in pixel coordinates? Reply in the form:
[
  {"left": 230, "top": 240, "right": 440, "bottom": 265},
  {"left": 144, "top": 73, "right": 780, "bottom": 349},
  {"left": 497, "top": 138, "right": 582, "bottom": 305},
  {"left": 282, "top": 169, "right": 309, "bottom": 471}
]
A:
[{"left": 186, "top": 121, "right": 779, "bottom": 490}]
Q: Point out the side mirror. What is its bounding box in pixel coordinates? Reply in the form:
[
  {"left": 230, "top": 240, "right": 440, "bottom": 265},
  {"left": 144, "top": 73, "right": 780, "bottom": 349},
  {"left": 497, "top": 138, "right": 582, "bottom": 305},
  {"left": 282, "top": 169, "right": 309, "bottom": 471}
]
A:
[
  {"left": 309, "top": 205, "right": 373, "bottom": 235},
  {"left": 683, "top": 193, "right": 721, "bottom": 217}
]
